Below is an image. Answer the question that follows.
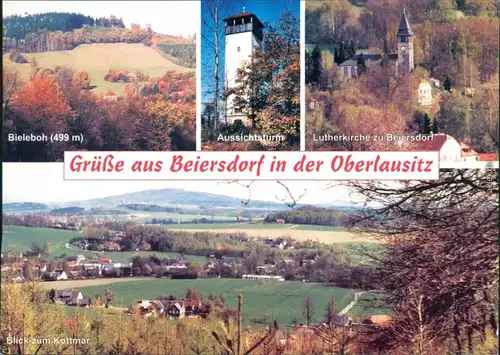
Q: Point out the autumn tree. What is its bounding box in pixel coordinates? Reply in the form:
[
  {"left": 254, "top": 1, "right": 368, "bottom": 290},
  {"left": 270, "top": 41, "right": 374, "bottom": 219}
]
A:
[
  {"left": 230, "top": 9, "right": 300, "bottom": 149},
  {"left": 104, "top": 288, "right": 116, "bottom": 308},
  {"left": 72, "top": 70, "right": 91, "bottom": 89}
]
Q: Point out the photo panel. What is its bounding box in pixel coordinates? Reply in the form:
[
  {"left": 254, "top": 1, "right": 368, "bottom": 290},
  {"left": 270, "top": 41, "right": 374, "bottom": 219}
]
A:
[
  {"left": 200, "top": 0, "right": 301, "bottom": 151},
  {"left": 2, "top": 163, "right": 498, "bottom": 354},
  {"left": 305, "top": 0, "right": 499, "bottom": 164},
  {"left": 2, "top": 1, "right": 198, "bottom": 162}
]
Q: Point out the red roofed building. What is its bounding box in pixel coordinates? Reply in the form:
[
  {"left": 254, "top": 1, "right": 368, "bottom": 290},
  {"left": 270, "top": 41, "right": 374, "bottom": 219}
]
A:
[
  {"left": 413, "top": 133, "right": 496, "bottom": 162},
  {"left": 104, "top": 242, "right": 121, "bottom": 251},
  {"left": 479, "top": 153, "right": 499, "bottom": 162}
]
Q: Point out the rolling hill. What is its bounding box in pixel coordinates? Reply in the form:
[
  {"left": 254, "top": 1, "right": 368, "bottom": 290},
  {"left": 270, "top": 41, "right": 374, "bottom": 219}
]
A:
[
  {"left": 3, "top": 43, "right": 193, "bottom": 95},
  {"left": 64, "top": 188, "right": 285, "bottom": 209}
]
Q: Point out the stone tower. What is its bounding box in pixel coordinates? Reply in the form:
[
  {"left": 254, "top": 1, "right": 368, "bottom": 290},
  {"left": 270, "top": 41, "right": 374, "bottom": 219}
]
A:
[
  {"left": 397, "top": 9, "right": 414, "bottom": 75},
  {"left": 223, "top": 9, "right": 264, "bottom": 125}
]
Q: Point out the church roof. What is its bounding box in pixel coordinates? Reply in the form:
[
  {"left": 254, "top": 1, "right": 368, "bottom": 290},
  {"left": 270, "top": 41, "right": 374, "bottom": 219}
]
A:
[
  {"left": 397, "top": 9, "right": 413, "bottom": 37},
  {"left": 339, "top": 59, "right": 358, "bottom": 66}
]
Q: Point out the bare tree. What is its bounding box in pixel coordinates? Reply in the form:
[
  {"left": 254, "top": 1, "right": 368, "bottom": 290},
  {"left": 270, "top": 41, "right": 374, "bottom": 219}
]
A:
[
  {"left": 303, "top": 296, "right": 316, "bottom": 326},
  {"left": 201, "top": 0, "right": 233, "bottom": 138}
]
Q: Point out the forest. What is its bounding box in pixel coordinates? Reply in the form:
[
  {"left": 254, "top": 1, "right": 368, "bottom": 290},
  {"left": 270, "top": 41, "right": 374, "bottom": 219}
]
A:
[
  {"left": 2, "top": 14, "right": 143, "bottom": 53},
  {"left": 305, "top": 0, "right": 499, "bottom": 154},
  {"left": 265, "top": 206, "right": 353, "bottom": 227},
  {"left": 202, "top": 7, "right": 300, "bottom": 151}
]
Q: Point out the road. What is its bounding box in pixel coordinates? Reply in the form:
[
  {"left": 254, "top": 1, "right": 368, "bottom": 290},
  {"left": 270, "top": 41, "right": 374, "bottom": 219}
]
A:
[{"left": 338, "top": 291, "right": 365, "bottom": 316}]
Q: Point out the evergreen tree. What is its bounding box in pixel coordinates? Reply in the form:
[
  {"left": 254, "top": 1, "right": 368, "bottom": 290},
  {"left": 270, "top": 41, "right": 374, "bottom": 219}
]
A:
[
  {"left": 423, "top": 113, "right": 432, "bottom": 134},
  {"left": 444, "top": 76, "right": 452, "bottom": 92},
  {"left": 311, "top": 45, "right": 323, "bottom": 84},
  {"left": 357, "top": 53, "right": 367, "bottom": 76},
  {"left": 432, "top": 117, "right": 439, "bottom": 133},
  {"left": 336, "top": 42, "right": 346, "bottom": 64}
]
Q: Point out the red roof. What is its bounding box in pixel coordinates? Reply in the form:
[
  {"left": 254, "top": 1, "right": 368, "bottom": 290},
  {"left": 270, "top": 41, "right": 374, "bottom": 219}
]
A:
[
  {"left": 183, "top": 299, "right": 202, "bottom": 308},
  {"left": 479, "top": 153, "right": 499, "bottom": 161},
  {"left": 412, "top": 133, "right": 448, "bottom": 151},
  {"left": 100, "top": 258, "right": 111, "bottom": 263}
]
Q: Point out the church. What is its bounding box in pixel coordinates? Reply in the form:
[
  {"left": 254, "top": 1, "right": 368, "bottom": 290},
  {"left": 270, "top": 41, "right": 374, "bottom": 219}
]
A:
[
  {"left": 339, "top": 9, "right": 414, "bottom": 80},
  {"left": 223, "top": 9, "right": 264, "bottom": 126}
]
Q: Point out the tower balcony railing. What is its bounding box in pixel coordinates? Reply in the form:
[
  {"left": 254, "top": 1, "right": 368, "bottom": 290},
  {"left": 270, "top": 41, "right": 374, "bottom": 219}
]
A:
[{"left": 225, "top": 23, "right": 253, "bottom": 35}]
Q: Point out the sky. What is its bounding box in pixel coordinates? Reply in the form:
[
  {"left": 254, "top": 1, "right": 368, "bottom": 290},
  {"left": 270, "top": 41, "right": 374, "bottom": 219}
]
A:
[
  {"left": 201, "top": 0, "right": 299, "bottom": 104},
  {"left": 2, "top": 163, "right": 364, "bottom": 206},
  {"left": 2, "top": 1, "right": 200, "bottom": 38}
]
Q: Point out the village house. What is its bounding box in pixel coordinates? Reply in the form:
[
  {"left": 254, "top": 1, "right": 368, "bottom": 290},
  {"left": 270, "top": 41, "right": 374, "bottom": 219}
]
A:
[
  {"left": 415, "top": 133, "right": 497, "bottom": 162},
  {"left": 275, "top": 218, "right": 285, "bottom": 224},
  {"left": 103, "top": 91, "right": 118, "bottom": 102},
  {"left": 66, "top": 255, "right": 86, "bottom": 265},
  {"left": 138, "top": 241, "right": 151, "bottom": 251},
  {"left": 418, "top": 81, "right": 433, "bottom": 106},
  {"left": 242, "top": 274, "right": 285, "bottom": 281},
  {"left": 54, "top": 289, "right": 90, "bottom": 307},
  {"left": 44, "top": 270, "right": 68, "bottom": 281},
  {"left": 131, "top": 298, "right": 202, "bottom": 319},
  {"left": 104, "top": 241, "right": 121, "bottom": 252}
]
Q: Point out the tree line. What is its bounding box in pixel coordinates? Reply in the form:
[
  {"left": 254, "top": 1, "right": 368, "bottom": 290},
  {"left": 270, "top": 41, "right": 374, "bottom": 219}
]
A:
[{"left": 264, "top": 206, "right": 353, "bottom": 227}]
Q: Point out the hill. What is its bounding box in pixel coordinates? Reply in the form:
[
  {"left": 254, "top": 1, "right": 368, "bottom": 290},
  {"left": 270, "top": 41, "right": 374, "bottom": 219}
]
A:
[
  {"left": 63, "top": 188, "right": 285, "bottom": 210},
  {"left": 3, "top": 202, "right": 49, "bottom": 212},
  {"left": 3, "top": 43, "right": 192, "bottom": 95}
]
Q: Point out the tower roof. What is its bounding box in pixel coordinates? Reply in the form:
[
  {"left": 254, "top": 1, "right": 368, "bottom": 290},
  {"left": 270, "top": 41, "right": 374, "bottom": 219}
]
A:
[
  {"left": 223, "top": 12, "right": 264, "bottom": 29},
  {"left": 397, "top": 9, "right": 413, "bottom": 37}
]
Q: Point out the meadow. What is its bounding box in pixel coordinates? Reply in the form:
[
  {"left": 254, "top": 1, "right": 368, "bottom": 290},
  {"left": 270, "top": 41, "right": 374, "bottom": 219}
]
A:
[
  {"left": 1, "top": 226, "right": 205, "bottom": 263},
  {"left": 77, "top": 278, "right": 369, "bottom": 326},
  {"left": 166, "top": 223, "right": 378, "bottom": 244},
  {"left": 3, "top": 43, "right": 193, "bottom": 95}
]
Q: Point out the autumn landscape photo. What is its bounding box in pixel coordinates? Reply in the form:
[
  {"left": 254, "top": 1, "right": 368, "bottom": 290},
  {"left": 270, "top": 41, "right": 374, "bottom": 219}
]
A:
[
  {"left": 305, "top": 0, "right": 499, "bottom": 162},
  {"left": 2, "top": 1, "right": 197, "bottom": 162},
  {"left": 1, "top": 165, "right": 498, "bottom": 354}
]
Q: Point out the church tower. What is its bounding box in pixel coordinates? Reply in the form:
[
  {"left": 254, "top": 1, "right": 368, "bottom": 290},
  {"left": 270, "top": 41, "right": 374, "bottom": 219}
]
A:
[
  {"left": 223, "top": 9, "right": 264, "bottom": 125},
  {"left": 396, "top": 9, "right": 414, "bottom": 75}
]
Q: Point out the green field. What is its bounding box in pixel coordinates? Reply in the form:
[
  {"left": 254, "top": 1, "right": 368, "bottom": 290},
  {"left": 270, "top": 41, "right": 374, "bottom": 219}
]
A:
[
  {"left": 347, "top": 292, "right": 393, "bottom": 319},
  {"left": 3, "top": 43, "right": 193, "bottom": 95},
  {"left": 115, "top": 209, "right": 235, "bottom": 223},
  {"left": 78, "top": 278, "right": 359, "bottom": 327},
  {"left": 1, "top": 226, "right": 205, "bottom": 263}
]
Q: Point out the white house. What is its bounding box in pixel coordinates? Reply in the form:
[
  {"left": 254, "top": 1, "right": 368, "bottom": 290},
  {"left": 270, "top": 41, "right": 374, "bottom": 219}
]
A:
[
  {"left": 223, "top": 10, "right": 264, "bottom": 125},
  {"left": 418, "top": 81, "right": 432, "bottom": 106},
  {"left": 242, "top": 274, "right": 285, "bottom": 281},
  {"left": 339, "top": 59, "right": 358, "bottom": 80}
]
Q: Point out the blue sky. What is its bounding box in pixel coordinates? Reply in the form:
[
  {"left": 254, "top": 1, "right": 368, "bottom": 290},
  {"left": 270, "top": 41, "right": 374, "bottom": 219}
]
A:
[{"left": 201, "top": 0, "right": 299, "bottom": 104}]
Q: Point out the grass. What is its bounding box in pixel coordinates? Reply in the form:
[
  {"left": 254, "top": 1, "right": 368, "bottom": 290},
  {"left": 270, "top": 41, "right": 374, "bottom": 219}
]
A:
[
  {"left": 78, "top": 278, "right": 358, "bottom": 327},
  {"left": 1, "top": 226, "right": 205, "bottom": 263},
  {"left": 114, "top": 209, "right": 235, "bottom": 223},
  {"left": 3, "top": 43, "right": 193, "bottom": 95},
  {"left": 347, "top": 291, "right": 392, "bottom": 320}
]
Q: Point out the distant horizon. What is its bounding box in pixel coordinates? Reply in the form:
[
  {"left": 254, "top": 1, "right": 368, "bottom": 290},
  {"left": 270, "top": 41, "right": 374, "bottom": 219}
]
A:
[
  {"left": 2, "top": 1, "right": 199, "bottom": 38},
  {"left": 2, "top": 164, "right": 367, "bottom": 206}
]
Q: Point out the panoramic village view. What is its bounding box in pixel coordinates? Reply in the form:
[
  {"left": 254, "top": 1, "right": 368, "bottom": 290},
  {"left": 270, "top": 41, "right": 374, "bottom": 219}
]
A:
[
  {"left": 201, "top": 0, "right": 300, "bottom": 151},
  {"left": 305, "top": 0, "right": 499, "bottom": 162},
  {"left": 2, "top": 1, "right": 197, "bottom": 162},
  {"left": 1, "top": 167, "right": 498, "bottom": 354}
]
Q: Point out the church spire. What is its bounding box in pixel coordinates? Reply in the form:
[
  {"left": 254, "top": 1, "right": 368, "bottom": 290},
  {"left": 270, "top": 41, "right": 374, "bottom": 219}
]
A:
[{"left": 397, "top": 9, "right": 413, "bottom": 37}]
